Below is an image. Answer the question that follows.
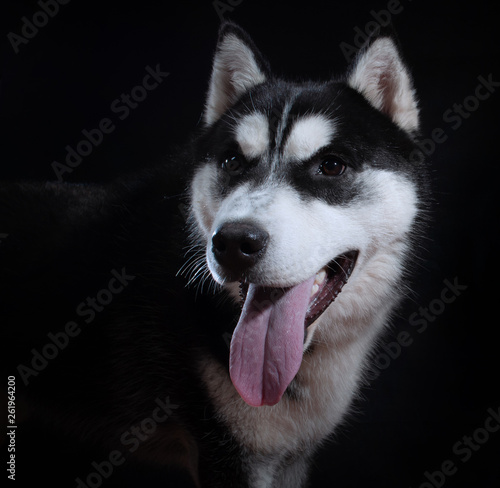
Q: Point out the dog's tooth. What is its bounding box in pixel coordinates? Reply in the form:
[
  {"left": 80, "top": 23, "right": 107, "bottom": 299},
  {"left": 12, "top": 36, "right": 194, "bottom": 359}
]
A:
[
  {"left": 311, "top": 283, "right": 319, "bottom": 297},
  {"left": 315, "top": 269, "right": 327, "bottom": 286}
]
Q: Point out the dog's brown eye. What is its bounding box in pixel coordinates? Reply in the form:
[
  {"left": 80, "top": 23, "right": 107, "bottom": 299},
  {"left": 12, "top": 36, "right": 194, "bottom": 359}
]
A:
[
  {"left": 319, "top": 157, "right": 346, "bottom": 176},
  {"left": 222, "top": 155, "right": 245, "bottom": 175}
]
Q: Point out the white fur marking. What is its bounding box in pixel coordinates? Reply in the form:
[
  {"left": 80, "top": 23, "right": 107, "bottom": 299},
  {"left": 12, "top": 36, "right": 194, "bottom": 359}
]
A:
[
  {"left": 283, "top": 115, "right": 334, "bottom": 162},
  {"left": 192, "top": 166, "right": 420, "bottom": 458},
  {"left": 235, "top": 113, "right": 270, "bottom": 159},
  {"left": 204, "top": 34, "right": 267, "bottom": 126}
]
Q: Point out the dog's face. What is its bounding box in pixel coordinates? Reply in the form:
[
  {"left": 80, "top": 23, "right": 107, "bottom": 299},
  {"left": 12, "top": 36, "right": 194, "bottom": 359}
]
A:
[{"left": 189, "top": 23, "right": 424, "bottom": 407}]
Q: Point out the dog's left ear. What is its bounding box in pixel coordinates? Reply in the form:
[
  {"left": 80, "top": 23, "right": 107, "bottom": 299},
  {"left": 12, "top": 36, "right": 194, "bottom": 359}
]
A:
[
  {"left": 347, "top": 33, "right": 419, "bottom": 134},
  {"left": 204, "top": 22, "right": 270, "bottom": 127}
]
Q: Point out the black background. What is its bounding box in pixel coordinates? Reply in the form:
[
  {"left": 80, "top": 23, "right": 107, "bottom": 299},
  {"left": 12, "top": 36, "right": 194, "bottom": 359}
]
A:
[{"left": 1, "top": 0, "right": 499, "bottom": 487}]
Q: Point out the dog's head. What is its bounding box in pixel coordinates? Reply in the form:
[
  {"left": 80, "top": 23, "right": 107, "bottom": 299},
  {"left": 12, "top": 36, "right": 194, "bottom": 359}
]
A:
[{"left": 188, "top": 23, "right": 425, "bottom": 407}]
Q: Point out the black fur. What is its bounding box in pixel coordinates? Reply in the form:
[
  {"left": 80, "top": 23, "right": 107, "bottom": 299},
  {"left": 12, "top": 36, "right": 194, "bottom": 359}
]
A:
[
  {"left": 199, "top": 78, "right": 426, "bottom": 208},
  {"left": 0, "top": 167, "right": 251, "bottom": 486},
  {"left": 1, "top": 21, "right": 429, "bottom": 488}
]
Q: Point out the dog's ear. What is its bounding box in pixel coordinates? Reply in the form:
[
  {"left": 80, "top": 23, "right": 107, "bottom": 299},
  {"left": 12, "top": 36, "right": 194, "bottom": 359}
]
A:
[
  {"left": 204, "top": 22, "right": 269, "bottom": 127},
  {"left": 347, "top": 31, "right": 419, "bottom": 134}
]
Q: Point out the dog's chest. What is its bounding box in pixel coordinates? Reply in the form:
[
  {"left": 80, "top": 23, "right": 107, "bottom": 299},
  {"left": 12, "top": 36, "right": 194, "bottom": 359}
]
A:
[{"left": 198, "top": 333, "right": 366, "bottom": 455}]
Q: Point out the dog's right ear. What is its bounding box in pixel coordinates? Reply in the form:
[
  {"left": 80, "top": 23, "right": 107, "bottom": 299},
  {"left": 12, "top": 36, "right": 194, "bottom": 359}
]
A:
[{"left": 203, "top": 22, "right": 270, "bottom": 127}]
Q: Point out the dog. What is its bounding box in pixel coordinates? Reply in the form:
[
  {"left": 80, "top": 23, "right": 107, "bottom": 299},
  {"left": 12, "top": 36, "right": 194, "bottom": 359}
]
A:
[{"left": 1, "top": 22, "right": 428, "bottom": 488}]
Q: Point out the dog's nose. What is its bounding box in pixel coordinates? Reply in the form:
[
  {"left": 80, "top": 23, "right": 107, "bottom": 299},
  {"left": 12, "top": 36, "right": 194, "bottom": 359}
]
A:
[{"left": 212, "top": 222, "right": 269, "bottom": 276}]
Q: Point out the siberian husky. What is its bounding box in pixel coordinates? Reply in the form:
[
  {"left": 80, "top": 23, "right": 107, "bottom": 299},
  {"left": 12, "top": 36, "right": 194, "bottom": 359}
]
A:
[
  {"left": 186, "top": 21, "right": 427, "bottom": 486},
  {"left": 2, "top": 22, "right": 427, "bottom": 488}
]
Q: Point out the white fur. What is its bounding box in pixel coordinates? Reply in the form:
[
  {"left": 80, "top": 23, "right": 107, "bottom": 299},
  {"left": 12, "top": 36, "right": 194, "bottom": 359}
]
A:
[
  {"left": 191, "top": 166, "right": 417, "bottom": 454},
  {"left": 190, "top": 164, "right": 219, "bottom": 238},
  {"left": 204, "top": 34, "right": 266, "bottom": 126},
  {"left": 188, "top": 25, "right": 422, "bottom": 487},
  {"left": 283, "top": 115, "right": 335, "bottom": 162},
  {"left": 197, "top": 169, "right": 417, "bottom": 289},
  {"left": 235, "top": 113, "right": 270, "bottom": 159},
  {"left": 348, "top": 37, "right": 419, "bottom": 133}
]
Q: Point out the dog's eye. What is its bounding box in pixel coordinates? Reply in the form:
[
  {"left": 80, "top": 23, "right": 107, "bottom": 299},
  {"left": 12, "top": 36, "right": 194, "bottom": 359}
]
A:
[
  {"left": 222, "top": 155, "right": 245, "bottom": 176},
  {"left": 318, "top": 157, "right": 346, "bottom": 176}
]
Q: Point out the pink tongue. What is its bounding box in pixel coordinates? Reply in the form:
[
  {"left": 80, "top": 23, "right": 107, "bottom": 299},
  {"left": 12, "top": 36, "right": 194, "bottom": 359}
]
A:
[{"left": 229, "top": 276, "right": 315, "bottom": 407}]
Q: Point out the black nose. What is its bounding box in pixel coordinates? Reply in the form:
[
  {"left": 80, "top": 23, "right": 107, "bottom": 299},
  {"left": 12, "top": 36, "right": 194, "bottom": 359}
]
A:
[{"left": 212, "top": 222, "right": 269, "bottom": 277}]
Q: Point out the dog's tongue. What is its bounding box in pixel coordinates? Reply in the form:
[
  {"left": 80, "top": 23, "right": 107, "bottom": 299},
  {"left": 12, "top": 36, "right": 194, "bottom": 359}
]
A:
[{"left": 229, "top": 276, "right": 315, "bottom": 407}]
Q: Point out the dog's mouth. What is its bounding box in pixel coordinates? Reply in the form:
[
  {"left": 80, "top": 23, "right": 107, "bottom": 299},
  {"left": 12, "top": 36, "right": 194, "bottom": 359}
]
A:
[
  {"left": 239, "top": 251, "right": 358, "bottom": 330},
  {"left": 230, "top": 251, "right": 358, "bottom": 407},
  {"left": 304, "top": 251, "right": 358, "bottom": 329}
]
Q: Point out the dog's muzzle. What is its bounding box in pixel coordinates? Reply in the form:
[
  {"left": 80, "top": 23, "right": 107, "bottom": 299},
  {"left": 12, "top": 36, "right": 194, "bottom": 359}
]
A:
[{"left": 211, "top": 221, "right": 269, "bottom": 281}]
